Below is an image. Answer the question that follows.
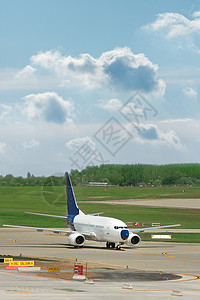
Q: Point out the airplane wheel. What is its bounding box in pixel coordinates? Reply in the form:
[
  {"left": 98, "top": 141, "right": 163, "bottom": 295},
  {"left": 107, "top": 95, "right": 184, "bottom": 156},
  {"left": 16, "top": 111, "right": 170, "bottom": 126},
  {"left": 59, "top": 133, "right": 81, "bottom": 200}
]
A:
[
  {"left": 111, "top": 243, "right": 115, "bottom": 248},
  {"left": 116, "top": 245, "right": 121, "bottom": 250},
  {"left": 106, "top": 242, "right": 110, "bottom": 248}
]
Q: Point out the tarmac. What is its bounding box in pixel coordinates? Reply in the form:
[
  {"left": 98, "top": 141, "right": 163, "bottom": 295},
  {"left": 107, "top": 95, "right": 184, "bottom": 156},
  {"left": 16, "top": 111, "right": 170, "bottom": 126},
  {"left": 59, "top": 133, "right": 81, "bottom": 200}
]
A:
[
  {"left": 0, "top": 228, "right": 200, "bottom": 299},
  {"left": 88, "top": 198, "right": 200, "bottom": 209}
]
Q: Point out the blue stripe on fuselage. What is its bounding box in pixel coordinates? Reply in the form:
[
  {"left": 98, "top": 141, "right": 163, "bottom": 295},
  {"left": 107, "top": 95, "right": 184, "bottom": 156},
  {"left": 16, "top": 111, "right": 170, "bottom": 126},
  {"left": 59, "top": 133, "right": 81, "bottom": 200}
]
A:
[{"left": 67, "top": 214, "right": 76, "bottom": 231}]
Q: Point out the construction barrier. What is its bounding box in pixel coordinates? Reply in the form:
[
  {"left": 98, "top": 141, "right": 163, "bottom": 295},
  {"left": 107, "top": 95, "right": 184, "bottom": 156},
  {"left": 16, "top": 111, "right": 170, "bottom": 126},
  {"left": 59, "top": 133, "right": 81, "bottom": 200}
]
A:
[
  {"left": 74, "top": 264, "right": 84, "bottom": 275},
  {"left": 131, "top": 222, "right": 163, "bottom": 227},
  {"left": 6, "top": 266, "right": 20, "bottom": 270},
  {"left": 18, "top": 267, "right": 41, "bottom": 272},
  {"left": 73, "top": 261, "right": 86, "bottom": 280},
  {"left": 151, "top": 235, "right": 171, "bottom": 239},
  {"left": 152, "top": 223, "right": 161, "bottom": 227},
  {"left": 142, "top": 222, "right": 153, "bottom": 227},
  {"left": 122, "top": 284, "right": 133, "bottom": 290}
]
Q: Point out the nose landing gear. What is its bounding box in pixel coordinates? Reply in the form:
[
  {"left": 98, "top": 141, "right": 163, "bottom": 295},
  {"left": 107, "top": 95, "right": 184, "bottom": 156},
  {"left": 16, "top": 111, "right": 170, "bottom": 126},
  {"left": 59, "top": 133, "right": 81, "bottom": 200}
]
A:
[{"left": 106, "top": 242, "right": 122, "bottom": 250}]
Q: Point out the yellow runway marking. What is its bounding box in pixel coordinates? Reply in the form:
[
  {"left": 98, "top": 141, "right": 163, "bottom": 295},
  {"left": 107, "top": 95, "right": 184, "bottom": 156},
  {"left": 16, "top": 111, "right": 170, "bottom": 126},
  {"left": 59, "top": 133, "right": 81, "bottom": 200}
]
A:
[
  {"left": 163, "top": 252, "right": 200, "bottom": 261},
  {"left": 7, "top": 289, "right": 30, "bottom": 293},
  {"left": 114, "top": 288, "right": 200, "bottom": 292},
  {"left": 179, "top": 273, "right": 200, "bottom": 281},
  {"left": 125, "top": 249, "right": 165, "bottom": 258}
]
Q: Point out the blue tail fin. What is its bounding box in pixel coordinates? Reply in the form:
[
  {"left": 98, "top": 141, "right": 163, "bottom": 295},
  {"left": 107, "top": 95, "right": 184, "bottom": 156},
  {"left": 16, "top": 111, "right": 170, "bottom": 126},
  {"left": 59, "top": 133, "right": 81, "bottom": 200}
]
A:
[{"left": 66, "top": 172, "right": 80, "bottom": 216}]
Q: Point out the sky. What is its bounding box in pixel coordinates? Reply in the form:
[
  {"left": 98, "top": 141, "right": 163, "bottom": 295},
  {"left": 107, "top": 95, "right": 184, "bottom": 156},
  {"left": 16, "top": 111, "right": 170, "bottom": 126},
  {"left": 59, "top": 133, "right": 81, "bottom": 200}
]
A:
[{"left": 0, "top": 0, "right": 200, "bottom": 176}]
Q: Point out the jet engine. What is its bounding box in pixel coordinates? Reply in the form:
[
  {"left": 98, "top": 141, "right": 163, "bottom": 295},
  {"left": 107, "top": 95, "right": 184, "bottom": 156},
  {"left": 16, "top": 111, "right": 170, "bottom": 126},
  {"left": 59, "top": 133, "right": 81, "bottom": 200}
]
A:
[
  {"left": 125, "top": 232, "right": 141, "bottom": 246},
  {"left": 68, "top": 233, "right": 85, "bottom": 247}
]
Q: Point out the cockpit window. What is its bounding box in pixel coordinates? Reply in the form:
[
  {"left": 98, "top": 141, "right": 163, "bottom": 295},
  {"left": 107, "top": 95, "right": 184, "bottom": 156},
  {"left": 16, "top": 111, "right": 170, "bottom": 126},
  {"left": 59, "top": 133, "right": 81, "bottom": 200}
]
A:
[{"left": 114, "top": 226, "right": 128, "bottom": 229}]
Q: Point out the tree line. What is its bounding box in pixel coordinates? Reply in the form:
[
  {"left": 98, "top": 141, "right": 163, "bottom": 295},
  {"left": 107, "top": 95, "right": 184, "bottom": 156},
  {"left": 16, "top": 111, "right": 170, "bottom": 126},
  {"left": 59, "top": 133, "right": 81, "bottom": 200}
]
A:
[
  {"left": 0, "top": 174, "right": 65, "bottom": 186},
  {"left": 71, "top": 163, "right": 200, "bottom": 186},
  {"left": 1, "top": 163, "right": 200, "bottom": 186}
]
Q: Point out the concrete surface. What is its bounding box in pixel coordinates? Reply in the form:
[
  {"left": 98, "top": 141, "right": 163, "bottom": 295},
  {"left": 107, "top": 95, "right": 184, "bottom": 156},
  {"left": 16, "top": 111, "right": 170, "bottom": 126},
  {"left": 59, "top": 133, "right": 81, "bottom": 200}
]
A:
[
  {"left": 0, "top": 228, "right": 200, "bottom": 299},
  {"left": 89, "top": 198, "right": 200, "bottom": 209},
  {"left": 0, "top": 269, "right": 200, "bottom": 299}
]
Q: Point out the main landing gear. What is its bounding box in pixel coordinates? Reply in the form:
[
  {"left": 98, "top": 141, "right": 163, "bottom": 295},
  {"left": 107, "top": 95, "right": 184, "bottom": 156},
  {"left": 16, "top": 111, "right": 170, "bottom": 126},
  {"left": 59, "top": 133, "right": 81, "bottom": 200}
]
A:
[
  {"left": 106, "top": 242, "right": 122, "bottom": 250},
  {"left": 106, "top": 242, "right": 115, "bottom": 249}
]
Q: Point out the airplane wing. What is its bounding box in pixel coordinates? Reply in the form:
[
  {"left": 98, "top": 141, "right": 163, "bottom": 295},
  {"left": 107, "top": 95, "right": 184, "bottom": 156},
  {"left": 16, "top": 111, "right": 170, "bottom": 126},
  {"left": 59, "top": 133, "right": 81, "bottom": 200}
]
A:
[
  {"left": 3, "top": 224, "right": 95, "bottom": 238},
  {"left": 26, "top": 211, "right": 104, "bottom": 219},
  {"left": 26, "top": 212, "right": 68, "bottom": 219},
  {"left": 3, "top": 224, "right": 73, "bottom": 234},
  {"left": 130, "top": 224, "right": 181, "bottom": 233}
]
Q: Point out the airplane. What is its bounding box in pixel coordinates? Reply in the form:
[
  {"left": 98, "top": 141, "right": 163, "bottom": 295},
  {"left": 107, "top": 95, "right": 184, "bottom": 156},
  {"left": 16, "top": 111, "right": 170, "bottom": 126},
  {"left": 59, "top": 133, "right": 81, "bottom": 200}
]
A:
[{"left": 3, "top": 172, "right": 181, "bottom": 250}]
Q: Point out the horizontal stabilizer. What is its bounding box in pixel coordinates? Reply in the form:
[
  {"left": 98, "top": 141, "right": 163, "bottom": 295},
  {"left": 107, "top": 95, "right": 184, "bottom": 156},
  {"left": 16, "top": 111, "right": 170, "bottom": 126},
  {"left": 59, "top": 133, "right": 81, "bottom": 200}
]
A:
[{"left": 87, "top": 212, "right": 104, "bottom": 216}]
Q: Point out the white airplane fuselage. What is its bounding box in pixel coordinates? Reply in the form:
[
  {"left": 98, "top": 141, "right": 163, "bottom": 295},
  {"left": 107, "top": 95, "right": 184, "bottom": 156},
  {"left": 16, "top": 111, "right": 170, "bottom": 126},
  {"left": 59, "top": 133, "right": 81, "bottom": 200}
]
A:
[{"left": 72, "top": 214, "right": 128, "bottom": 243}]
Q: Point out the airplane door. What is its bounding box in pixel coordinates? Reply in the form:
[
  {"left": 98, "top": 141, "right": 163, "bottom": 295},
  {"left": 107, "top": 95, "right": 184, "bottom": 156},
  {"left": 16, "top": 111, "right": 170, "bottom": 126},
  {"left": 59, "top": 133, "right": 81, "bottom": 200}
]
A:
[{"left": 105, "top": 224, "right": 110, "bottom": 237}]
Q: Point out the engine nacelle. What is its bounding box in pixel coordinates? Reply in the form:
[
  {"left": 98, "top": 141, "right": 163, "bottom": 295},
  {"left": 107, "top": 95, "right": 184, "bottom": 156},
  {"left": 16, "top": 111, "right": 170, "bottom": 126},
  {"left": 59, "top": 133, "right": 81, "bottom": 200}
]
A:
[
  {"left": 125, "top": 232, "right": 141, "bottom": 246},
  {"left": 68, "top": 233, "right": 85, "bottom": 247}
]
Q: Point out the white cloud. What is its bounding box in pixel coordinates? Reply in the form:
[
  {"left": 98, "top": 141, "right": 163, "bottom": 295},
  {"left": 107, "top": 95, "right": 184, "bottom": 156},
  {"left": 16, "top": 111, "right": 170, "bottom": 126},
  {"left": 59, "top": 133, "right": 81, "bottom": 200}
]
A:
[
  {"left": 99, "top": 48, "right": 165, "bottom": 95},
  {"left": 157, "top": 128, "right": 183, "bottom": 149},
  {"left": 0, "top": 142, "right": 6, "bottom": 154},
  {"left": 192, "top": 11, "right": 200, "bottom": 18},
  {"left": 30, "top": 48, "right": 165, "bottom": 95},
  {"left": 23, "top": 139, "right": 40, "bottom": 149},
  {"left": 23, "top": 92, "right": 74, "bottom": 124},
  {"left": 16, "top": 65, "right": 36, "bottom": 79},
  {"left": 0, "top": 119, "right": 199, "bottom": 175},
  {"left": 99, "top": 97, "right": 152, "bottom": 121},
  {"left": 66, "top": 136, "right": 96, "bottom": 150},
  {"left": 126, "top": 123, "right": 183, "bottom": 149},
  {"left": 31, "top": 50, "right": 103, "bottom": 89},
  {"left": 144, "top": 11, "right": 200, "bottom": 53},
  {"left": 0, "top": 68, "right": 61, "bottom": 91},
  {"left": 0, "top": 104, "right": 12, "bottom": 120},
  {"left": 98, "top": 98, "right": 122, "bottom": 111},
  {"left": 144, "top": 11, "right": 200, "bottom": 38},
  {"left": 183, "top": 87, "right": 197, "bottom": 99}
]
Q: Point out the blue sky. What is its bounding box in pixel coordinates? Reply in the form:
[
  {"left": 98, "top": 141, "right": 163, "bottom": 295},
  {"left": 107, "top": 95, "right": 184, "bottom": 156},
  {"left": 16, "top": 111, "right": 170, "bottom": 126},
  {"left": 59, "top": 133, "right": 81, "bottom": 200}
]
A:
[{"left": 0, "top": 0, "right": 200, "bottom": 176}]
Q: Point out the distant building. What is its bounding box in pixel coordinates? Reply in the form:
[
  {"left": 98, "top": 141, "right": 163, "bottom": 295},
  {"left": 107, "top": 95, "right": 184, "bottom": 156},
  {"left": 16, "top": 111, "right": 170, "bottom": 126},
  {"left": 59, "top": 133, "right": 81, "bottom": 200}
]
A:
[{"left": 87, "top": 182, "right": 108, "bottom": 187}]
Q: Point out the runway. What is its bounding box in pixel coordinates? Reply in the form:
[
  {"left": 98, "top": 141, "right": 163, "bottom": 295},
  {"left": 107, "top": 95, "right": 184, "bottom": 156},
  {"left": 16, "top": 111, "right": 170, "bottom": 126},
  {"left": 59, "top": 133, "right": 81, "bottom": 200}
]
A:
[
  {"left": 0, "top": 228, "right": 200, "bottom": 299},
  {"left": 89, "top": 198, "right": 200, "bottom": 209}
]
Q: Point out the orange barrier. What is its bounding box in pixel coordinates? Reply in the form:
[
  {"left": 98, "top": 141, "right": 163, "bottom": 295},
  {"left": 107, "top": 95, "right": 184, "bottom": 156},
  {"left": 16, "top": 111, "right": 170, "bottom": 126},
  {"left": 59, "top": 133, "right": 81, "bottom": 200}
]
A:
[{"left": 6, "top": 266, "right": 28, "bottom": 270}]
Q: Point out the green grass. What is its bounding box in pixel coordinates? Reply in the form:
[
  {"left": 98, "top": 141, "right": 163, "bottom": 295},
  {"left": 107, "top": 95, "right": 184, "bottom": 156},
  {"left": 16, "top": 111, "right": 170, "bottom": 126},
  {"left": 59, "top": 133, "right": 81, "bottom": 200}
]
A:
[
  {"left": 0, "top": 255, "right": 52, "bottom": 261},
  {"left": 0, "top": 186, "right": 67, "bottom": 228},
  {"left": 74, "top": 185, "right": 200, "bottom": 200},
  {"left": 78, "top": 203, "right": 200, "bottom": 229},
  {"left": 139, "top": 232, "right": 200, "bottom": 243},
  {"left": 0, "top": 186, "right": 200, "bottom": 232}
]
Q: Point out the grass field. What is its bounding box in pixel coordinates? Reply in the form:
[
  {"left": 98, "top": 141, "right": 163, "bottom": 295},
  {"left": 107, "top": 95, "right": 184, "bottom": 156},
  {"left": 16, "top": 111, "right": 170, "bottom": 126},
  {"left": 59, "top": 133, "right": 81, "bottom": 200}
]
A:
[
  {"left": 139, "top": 232, "right": 200, "bottom": 243},
  {"left": 74, "top": 185, "right": 200, "bottom": 200},
  {"left": 0, "top": 185, "right": 200, "bottom": 232}
]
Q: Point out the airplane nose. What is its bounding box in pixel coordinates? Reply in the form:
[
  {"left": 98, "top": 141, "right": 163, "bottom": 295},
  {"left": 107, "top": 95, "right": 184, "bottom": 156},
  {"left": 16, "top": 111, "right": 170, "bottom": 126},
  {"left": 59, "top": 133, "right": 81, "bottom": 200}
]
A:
[{"left": 121, "top": 229, "right": 129, "bottom": 240}]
